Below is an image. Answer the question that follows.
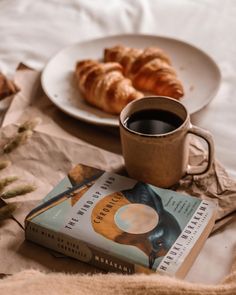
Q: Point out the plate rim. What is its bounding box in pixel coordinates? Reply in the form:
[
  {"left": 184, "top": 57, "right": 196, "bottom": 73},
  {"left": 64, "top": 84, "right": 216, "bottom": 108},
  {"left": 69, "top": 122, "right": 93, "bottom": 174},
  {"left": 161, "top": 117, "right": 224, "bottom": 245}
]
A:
[{"left": 41, "top": 33, "right": 221, "bottom": 127}]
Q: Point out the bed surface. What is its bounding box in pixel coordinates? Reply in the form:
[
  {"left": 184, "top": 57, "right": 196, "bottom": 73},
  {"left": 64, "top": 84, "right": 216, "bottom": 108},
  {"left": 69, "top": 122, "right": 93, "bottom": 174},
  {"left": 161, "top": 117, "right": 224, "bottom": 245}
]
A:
[{"left": 0, "top": 0, "right": 235, "bottom": 284}]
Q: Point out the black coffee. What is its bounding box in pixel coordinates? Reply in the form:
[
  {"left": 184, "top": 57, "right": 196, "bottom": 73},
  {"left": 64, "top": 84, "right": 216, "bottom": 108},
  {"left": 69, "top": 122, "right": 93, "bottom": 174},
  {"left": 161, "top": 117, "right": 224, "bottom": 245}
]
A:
[{"left": 125, "top": 109, "right": 183, "bottom": 135}]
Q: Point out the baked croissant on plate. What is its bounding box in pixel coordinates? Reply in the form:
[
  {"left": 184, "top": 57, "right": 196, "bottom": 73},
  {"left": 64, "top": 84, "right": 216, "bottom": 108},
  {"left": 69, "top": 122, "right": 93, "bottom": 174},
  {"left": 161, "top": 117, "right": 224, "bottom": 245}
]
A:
[
  {"left": 75, "top": 59, "right": 143, "bottom": 114},
  {"left": 104, "top": 45, "right": 184, "bottom": 99}
]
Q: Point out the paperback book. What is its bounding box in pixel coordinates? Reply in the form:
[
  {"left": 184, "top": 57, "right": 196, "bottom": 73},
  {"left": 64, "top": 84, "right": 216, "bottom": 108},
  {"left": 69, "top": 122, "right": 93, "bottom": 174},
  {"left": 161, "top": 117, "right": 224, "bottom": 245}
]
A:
[{"left": 25, "top": 164, "right": 216, "bottom": 278}]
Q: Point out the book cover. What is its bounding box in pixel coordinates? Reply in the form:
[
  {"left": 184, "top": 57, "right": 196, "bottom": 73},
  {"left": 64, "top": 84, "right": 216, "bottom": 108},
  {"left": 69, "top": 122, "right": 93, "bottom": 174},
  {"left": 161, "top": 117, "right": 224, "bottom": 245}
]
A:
[{"left": 25, "top": 164, "right": 217, "bottom": 278}]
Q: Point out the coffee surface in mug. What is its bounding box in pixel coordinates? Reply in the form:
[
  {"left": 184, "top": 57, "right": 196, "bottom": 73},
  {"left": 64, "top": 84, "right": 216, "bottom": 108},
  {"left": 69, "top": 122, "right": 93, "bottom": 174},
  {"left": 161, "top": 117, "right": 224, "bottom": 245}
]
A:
[{"left": 125, "top": 109, "right": 183, "bottom": 135}]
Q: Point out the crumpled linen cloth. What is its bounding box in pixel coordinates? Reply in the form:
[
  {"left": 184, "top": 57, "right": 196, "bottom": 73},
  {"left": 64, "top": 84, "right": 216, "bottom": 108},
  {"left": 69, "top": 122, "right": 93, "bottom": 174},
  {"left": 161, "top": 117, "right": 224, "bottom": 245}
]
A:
[
  {"left": 0, "top": 260, "right": 235, "bottom": 295},
  {"left": 0, "top": 67, "right": 235, "bottom": 293}
]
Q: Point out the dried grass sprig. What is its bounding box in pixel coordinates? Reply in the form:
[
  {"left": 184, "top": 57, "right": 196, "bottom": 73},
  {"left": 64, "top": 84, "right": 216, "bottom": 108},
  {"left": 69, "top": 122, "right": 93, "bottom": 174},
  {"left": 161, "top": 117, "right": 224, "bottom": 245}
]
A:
[
  {"left": 0, "top": 176, "right": 18, "bottom": 191},
  {"left": 1, "top": 184, "right": 36, "bottom": 199},
  {"left": 3, "top": 130, "right": 33, "bottom": 154},
  {"left": 18, "top": 117, "right": 42, "bottom": 133},
  {"left": 0, "top": 203, "right": 17, "bottom": 221},
  {"left": 0, "top": 160, "right": 11, "bottom": 170}
]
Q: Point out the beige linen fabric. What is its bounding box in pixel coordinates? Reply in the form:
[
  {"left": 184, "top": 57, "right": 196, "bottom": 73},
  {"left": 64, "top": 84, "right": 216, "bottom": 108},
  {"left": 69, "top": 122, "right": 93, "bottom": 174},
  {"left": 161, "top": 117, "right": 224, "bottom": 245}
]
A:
[{"left": 0, "top": 259, "right": 235, "bottom": 295}]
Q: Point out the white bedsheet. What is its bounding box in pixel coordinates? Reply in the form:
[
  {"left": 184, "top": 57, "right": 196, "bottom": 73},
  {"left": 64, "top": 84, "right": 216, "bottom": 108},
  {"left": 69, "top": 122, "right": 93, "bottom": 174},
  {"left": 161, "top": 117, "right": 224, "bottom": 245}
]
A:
[{"left": 0, "top": 0, "right": 235, "bottom": 284}]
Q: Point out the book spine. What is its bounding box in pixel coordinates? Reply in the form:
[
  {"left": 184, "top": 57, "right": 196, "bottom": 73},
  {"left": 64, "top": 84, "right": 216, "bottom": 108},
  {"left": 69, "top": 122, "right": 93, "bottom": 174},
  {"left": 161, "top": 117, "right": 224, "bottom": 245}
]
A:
[{"left": 25, "top": 221, "right": 135, "bottom": 274}]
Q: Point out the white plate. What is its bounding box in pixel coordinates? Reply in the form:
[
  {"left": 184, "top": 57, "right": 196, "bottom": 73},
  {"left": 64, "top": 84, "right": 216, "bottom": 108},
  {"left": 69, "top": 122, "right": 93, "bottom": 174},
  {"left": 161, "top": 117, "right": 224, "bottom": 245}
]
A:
[{"left": 41, "top": 34, "right": 221, "bottom": 127}]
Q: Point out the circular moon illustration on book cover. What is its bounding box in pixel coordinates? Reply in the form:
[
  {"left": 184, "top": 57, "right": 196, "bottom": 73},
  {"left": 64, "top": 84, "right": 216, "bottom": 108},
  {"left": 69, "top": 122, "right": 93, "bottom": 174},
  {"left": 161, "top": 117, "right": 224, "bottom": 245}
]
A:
[{"left": 114, "top": 204, "right": 159, "bottom": 234}]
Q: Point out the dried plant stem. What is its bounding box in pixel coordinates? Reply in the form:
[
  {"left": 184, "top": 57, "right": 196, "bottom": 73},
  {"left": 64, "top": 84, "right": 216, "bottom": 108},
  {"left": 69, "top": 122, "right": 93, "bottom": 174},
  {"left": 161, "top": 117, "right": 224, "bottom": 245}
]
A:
[
  {"left": 0, "top": 273, "right": 12, "bottom": 279},
  {"left": 0, "top": 176, "right": 18, "bottom": 191},
  {"left": 11, "top": 215, "right": 25, "bottom": 230},
  {"left": 0, "top": 203, "right": 17, "bottom": 221},
  {"left": 1, "top": 184, "right": 36, "bottom": 199},
  {"left": 0, "top": 160, "right": 11, "bottom": 170},
  {"left": 18, "top": 117, "right": 42, "bottom": 133},
  {"left": 3, "top": 130, "right": 33, "bottom": 154}
]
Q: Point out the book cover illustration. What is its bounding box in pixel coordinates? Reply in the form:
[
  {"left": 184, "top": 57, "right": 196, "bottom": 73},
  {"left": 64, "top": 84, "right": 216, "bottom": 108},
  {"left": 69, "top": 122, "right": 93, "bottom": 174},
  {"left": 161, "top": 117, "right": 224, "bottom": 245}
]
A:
[
  {"left": 25, "top": 164, "right": 216, "bottom": 275},
  {"left": 91, "top": 182, "right": 181, "bottom": 269}
]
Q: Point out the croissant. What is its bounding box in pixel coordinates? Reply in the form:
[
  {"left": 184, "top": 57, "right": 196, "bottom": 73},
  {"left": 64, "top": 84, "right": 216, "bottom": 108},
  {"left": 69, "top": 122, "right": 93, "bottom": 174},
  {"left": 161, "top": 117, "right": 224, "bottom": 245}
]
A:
[
  {"left": 0, "top": 72, "right": 19, "bottom": 100},
  {"left": 75, "top": 59, "right": 143, "bottom": 114},
  {"left": 104, "top": 45, "right": 184, "bottom": 99}
]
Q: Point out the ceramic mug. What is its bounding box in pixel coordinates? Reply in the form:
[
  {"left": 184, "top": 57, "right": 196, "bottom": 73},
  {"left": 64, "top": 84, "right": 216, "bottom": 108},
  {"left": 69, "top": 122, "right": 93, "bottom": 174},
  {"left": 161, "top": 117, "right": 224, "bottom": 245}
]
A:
[{"left": 119, "top": 96, "right": 214, "bottom": 188}]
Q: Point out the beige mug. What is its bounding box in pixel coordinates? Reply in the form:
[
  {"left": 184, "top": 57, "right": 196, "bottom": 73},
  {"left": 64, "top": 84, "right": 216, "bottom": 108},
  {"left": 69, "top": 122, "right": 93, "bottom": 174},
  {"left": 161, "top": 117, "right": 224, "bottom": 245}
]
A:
[{"left": 119, "top": 96, "right": 214, "bottom": 188}]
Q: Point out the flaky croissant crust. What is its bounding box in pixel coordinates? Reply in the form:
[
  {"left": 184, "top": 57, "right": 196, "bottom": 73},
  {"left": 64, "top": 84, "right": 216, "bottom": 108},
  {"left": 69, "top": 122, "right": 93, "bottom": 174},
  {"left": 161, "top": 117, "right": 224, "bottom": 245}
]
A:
[
  {"left": 75, "top": 59, "right": 143, "bottom": 114},
  {"left": 104, "top": 45, "right": 184, "bottom": 99}
]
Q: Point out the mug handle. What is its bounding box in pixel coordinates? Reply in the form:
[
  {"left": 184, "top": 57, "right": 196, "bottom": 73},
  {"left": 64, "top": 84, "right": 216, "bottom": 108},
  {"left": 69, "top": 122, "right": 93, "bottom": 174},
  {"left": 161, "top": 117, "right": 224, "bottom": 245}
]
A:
[{"left": 186, "top": 125, "right": 215, "bottom": 175}]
